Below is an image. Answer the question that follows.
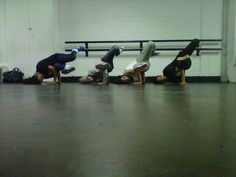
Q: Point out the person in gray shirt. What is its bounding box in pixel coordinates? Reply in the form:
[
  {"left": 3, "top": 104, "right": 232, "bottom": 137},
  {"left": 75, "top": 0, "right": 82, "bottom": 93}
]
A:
[{"left": 79, "top": 45, "right": 123, "bottom": 84}]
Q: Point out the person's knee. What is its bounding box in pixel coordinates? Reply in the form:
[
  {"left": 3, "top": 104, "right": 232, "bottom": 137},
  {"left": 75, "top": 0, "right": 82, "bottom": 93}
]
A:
[{"left": 55, "top": 63, "right": 66, "bottom": 70}]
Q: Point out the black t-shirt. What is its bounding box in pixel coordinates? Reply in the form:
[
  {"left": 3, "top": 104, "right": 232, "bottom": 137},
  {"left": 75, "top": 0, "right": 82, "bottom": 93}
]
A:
[
  {"left": 36, "top": 54, "right": 57, "bottom": 78},
  {"left": 162, "top": 39, "right": 199, "bottom": 83},
  {"left": 163, "top": 60, "right": 181, "bottom": 83},
  {"left": 163, "top": 51, "right": 192, "bottom": 83}
]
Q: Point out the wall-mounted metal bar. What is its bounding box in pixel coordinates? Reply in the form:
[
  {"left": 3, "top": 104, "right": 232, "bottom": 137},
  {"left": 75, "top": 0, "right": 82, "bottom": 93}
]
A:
[
  {"left": 65, "top": 48, "right": 221, "bottom": 52},
  {"left": 65, "top": 39, "right": 222, "bottom": 57}
]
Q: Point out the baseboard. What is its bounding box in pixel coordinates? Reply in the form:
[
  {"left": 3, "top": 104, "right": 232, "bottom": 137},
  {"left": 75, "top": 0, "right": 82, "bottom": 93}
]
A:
[
  {"left": 61, "top": 76, "right": 221, "bottom": 83},
  {"left": 185, "top": 76, "right": 221, "bottom": 83}
]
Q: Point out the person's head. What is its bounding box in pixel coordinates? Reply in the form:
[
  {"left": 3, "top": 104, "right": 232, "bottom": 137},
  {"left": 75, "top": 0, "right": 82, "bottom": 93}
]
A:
[
  {"left": 35, "top": 72, "right": 44, "bottom": 83},
  {"left": 121, "top": 75, "right": 132, "bottom": 83},
  {"left": 113, "top": 75, "right": 133, "bottom": 84},
  {"left": 79, "top": 75, "right": 96, "bottom": 84},
  {"left": 176, "top": 58, "right": 192, "bottom": 70},
  {"left": 155, "top": 75, "right": 168, "bottom": 84}
]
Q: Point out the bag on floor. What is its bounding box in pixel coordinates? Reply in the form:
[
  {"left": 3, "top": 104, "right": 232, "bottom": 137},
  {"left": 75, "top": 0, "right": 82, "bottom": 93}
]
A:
[{"left": 3, "top": 68, "right": 24, "bottom": 83}]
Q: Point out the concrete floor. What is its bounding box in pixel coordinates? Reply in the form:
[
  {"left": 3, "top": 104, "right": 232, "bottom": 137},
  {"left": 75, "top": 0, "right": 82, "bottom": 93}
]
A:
[{"left": 0, "top": 83, "right": 236, "bottom": 177}]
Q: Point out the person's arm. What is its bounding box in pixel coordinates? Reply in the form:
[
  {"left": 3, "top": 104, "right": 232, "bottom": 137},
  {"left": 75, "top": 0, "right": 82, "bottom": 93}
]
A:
[
  {"left": 179, "top": 69, "right": 186, "bottom": 86},
  {"left": 48, "top": 65, "right": 59, "bottom": 84},
  {"left": 176, "top": 55, "right": 190, "bottom": 61},
  {"left": 57, "top": 70, "right": 61, "bottom": 84},
  {"left": 142, "top": 72, "right": 146, "bottom": 84},
  {"left": 98, "top": 70, "right": 109, "bottom": 85},
  {"left": 133, "top": 71, "right": 143, "bottom": 85}
]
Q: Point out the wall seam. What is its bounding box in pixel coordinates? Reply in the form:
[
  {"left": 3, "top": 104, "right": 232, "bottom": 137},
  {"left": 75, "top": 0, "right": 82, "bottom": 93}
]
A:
[{"left": 221, "top": 0, "right": 229, "bottom": 82}]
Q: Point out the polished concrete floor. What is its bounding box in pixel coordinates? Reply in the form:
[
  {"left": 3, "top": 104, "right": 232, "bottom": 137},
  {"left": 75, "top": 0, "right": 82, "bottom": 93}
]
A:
[{"left": 0, "top": 83, "right": 236, "bottom": 177}]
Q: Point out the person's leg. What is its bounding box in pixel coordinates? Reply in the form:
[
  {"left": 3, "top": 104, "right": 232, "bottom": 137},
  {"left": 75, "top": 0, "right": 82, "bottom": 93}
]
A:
[
  {"left": 61, "top": 64, "right": 76, "bottom": 74},
  {"left": 136, "top": 41, "right": 156, "bottom": 63},
  {"left": 55, "top": 46, "right": 84, "bottom": 63},
  {"left": 101, "top": 46, "right": 121, "bottom": 63},
  {"left": 101, "top": 46, "right": 122, "bottom": 72},
  {"left": 133, "top": 62, "right": 150, "bottom": 73},
  {"left": 54, "top": 47, "right": 84, "bottom": 73},
  {"left": 54, "top": 63, "right": 76, "bottom": 74},
  {"left": 95, "top": 61, "right": 112, "bottom": 72},
  {"left": 181, "top": 39, "right": 199, "bottom": 56},
  {"left": 54, "top": 63, "right": 66, "bottom": 70}
]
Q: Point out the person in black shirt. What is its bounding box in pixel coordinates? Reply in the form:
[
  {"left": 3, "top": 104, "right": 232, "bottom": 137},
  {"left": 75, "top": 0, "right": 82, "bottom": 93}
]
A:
[
  {"left": 24, "top": 47, "right": 84, "bottom": 84},
  {"left": 155, "top": 39, "right": 199, "bottom": 86}
]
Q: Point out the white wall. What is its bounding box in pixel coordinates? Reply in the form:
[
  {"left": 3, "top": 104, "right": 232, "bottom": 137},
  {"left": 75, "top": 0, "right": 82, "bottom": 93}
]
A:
[
  {"left": 0, "top": 0, "right": 223, "bottom": 78},
  {"left": 59, "top": 0, "right": 223, "bottom": 77},
  {"left": 199, "top": 0, "right": 222, "bottom": 77},
  {"left": 0, "top": 0, "right": 60, "bottom": 76},
  {"left": 0, "top": 0, "right": 7, "bottom": 66},
  {"left": 4, "top": 0, "right": 32, "bottom": 74}
]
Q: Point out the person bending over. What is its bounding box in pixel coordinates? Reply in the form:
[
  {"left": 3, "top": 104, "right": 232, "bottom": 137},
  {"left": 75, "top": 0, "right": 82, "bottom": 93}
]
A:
[
  {"left": 23, "top": 47, "right": 84, "bottom": 84},
  {"left": 114, "top": 41, "right": 156, "bottom": 85},
  {"left": 155, "top": 39, "right": 199, "bottom": 86},
  {"left": 79, "top": 45, "right": 122, "bottom": 84}
]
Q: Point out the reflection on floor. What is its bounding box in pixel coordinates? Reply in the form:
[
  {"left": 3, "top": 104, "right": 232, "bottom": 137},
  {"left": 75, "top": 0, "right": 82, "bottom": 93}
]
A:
[{"left": 0, "top": 83, "right": 235, "bottom": 177}]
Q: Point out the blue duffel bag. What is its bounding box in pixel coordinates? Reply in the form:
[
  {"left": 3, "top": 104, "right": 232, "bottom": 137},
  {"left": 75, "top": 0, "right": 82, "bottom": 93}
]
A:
[{"left": 3, "top": 68, "right": 24, "bottom": 83}]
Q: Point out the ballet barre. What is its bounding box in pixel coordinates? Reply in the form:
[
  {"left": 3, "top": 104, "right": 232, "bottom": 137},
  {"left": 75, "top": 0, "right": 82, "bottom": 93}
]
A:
[{"left": 65, "top": 39, "right": 222, "bottom": 56}]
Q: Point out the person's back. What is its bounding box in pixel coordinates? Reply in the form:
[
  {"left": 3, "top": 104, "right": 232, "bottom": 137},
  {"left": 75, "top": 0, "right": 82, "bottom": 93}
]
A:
[{"left": 36, "top": 54, "right": 57, "bottom": 78}]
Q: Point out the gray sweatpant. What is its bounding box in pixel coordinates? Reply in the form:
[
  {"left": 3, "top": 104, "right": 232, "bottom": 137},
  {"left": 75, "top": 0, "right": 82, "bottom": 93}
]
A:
[{"left": 125, "top": 41, "right": 156, "bottom": 72}]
